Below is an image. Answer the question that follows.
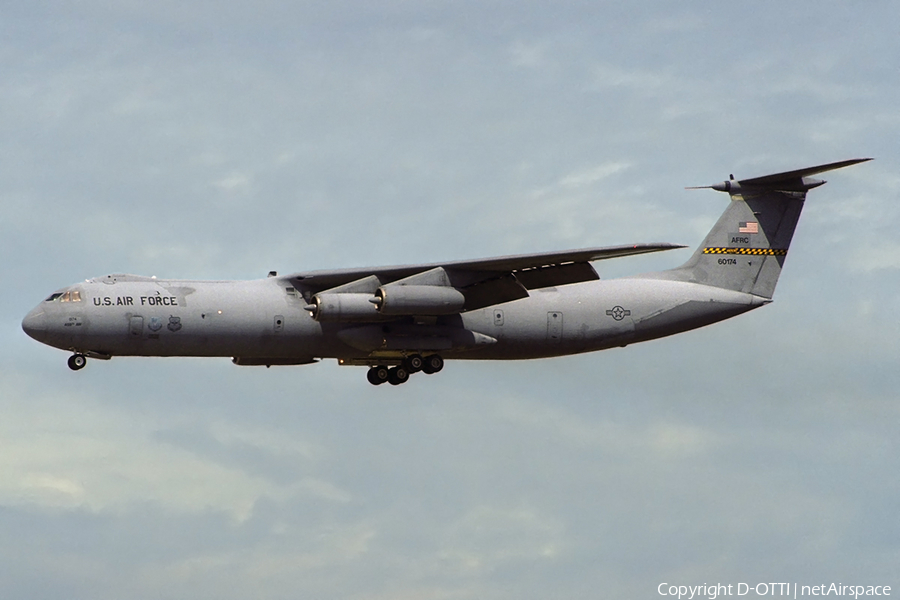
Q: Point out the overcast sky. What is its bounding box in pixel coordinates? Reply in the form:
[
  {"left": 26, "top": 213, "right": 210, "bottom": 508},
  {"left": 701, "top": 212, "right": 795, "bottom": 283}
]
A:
[{"left": 2, "top": 2, "right": 899, "bottom": 599}]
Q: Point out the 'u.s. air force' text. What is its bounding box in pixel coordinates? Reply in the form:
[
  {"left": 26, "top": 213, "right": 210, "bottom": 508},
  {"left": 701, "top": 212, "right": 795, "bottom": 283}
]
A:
[{"left": 93, "top": 296, "right": 179, "bottom": 307}]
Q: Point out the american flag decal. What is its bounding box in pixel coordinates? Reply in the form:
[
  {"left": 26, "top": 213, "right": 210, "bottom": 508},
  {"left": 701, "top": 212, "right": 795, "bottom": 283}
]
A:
[{"left": 739, "top": 221, "right": 759, "bottom": 234}]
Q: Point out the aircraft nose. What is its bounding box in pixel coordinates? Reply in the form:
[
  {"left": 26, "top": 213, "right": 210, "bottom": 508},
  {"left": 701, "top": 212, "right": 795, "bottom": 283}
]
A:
[{"left": 22, "top": 307, "right": 48, "bottom": 342}]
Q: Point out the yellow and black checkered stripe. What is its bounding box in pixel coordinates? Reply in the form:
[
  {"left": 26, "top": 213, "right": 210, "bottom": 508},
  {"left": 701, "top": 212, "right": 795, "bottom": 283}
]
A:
[{"left": 703, "top": 247, "right": 788, "bottom": 256}]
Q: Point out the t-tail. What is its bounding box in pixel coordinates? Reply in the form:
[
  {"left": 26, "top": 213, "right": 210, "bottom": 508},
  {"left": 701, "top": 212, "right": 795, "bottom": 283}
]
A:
[{"left": 656, "top": 158, "right": 872, "bottom": 299}]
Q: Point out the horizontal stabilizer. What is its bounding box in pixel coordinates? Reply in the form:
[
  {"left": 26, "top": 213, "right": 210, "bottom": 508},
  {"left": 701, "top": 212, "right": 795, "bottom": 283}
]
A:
[
  {"left": 738, "top": 158, "right": 872, "bottom": 187},
  {"left": 688, "top": 158, "right": 872, "bottom": 194}
]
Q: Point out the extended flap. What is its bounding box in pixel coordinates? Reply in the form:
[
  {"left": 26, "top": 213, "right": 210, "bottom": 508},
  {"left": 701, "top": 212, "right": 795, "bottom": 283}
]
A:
[
  {"left": 513, "top": 261, "right": 599, "bottom": 289},
  {"left": 459, "top": 273, "right": 530, "bottom": 311}
]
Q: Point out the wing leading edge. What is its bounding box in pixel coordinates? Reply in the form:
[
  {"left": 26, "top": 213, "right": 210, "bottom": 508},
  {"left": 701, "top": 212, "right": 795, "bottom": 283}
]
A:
[{"left": 285, "top": 242, "right": 686, "bottom": 292}]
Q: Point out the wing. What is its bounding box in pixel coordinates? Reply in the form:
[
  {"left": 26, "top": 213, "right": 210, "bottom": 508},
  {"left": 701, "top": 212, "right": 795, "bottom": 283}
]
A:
[{"left": 284, "top": 242, "right": 685, "bottom": 312}]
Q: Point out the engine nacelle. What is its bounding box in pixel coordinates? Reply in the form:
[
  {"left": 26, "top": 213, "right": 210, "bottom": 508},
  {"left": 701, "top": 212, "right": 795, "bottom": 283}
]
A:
[
  {"left": 375, "top": 285, "right": 466, "bottom": 316},
  {"left": 306, "top": 292, "right": 382, "bottom": 322}
]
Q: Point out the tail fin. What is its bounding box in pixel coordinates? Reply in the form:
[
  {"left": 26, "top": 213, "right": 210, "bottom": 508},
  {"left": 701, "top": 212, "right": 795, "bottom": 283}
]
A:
[{"left": 662, "top": 158, "right": 871, "bottom": 298}]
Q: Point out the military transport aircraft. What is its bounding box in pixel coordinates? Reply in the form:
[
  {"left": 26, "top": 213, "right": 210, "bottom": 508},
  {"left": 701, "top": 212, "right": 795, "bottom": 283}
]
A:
[{"left": 22, "top": 158, "right": 869, "bottom": 385}]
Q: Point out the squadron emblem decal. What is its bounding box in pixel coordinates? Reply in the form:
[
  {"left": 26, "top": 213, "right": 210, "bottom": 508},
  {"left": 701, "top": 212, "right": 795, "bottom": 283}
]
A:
[
  {"left": 606, "top": 306, "right": 631, "bottom": 321},
  {"left": 167, "top": 316, "right": 183, "bottom": 332},
  {"left": 148, "top": 317, "right": 163, "bottom": 332}
]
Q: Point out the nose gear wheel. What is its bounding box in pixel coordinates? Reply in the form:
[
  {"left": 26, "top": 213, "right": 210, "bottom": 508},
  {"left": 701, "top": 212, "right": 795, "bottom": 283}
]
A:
[{"left": 68, "top": 354, "right": 87, "bottom": 371}]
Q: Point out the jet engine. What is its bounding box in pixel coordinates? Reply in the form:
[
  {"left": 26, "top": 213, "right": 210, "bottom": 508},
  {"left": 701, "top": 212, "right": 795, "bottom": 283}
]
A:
[
  {"left": 306, "top": 286, "right": 467, "bottom": 321},
  {"left": 305, "top": 293, "right": 382, "bottom": 322},
  {"left": 373, "top": 285, "right": 466, "bottom": 316}
]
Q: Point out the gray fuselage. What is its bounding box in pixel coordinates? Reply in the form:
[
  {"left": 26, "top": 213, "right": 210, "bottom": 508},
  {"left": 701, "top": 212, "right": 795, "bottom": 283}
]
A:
[{"left": 22, "top": 274, "right": 766, "bottom": 364}]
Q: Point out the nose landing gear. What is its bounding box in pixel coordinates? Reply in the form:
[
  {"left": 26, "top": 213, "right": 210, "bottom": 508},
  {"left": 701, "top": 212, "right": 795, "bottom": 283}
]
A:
[{"left": 67, "top": 354, "right": 87, "bottom": 371}]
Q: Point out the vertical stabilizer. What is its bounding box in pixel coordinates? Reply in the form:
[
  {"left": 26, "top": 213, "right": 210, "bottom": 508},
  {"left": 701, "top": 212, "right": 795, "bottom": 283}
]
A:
[{"left": 657, "top": 158, "right": 871, "bottom": 299}]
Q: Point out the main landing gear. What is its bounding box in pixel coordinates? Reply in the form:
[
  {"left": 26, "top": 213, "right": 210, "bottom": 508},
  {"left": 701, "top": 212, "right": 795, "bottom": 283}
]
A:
[
  {"left": 67, "top": 353, "right": 87, "bottom": 371},
  {"left": 366, "top": 354, "right": 444, "bottom": 386}
]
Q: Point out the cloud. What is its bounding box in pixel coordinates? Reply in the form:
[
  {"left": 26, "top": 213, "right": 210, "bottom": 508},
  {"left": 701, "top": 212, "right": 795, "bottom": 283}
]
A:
[
  {"left": 557, "top": 162, "right": 632, "bottom": 189},
  {"left": 508, "top": 40, "right": 551, "bottom": 69},
  {"left": 438, "top": 504, "right": 565, "bottom": 572},
  {"left": 0, "top": 375, "right": 352, "bottom": 521}
]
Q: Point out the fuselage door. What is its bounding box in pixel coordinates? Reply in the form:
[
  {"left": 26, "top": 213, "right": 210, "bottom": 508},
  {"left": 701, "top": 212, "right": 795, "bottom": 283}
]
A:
[{"left": 130, "top": 315, "right": 144, "bottom": 337}]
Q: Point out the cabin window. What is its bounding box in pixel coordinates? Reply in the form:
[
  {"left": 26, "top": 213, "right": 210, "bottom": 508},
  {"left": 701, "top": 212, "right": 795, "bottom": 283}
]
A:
[{"left": 45, "top": 292, "right": 64, "bottom": 302}]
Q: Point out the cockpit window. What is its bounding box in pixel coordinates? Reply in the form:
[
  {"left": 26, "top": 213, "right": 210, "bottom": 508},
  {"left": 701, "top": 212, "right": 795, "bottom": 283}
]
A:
[
  {"left": 45, "top": 292, "right": 64, "bottom": 302},
  {"left": 58, "top": 291, "right": 83, "bottom": 303}
]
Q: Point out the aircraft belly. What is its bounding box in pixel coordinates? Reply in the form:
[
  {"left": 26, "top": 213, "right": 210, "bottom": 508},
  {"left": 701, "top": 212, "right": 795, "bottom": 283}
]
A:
[
  {"left": 456, "top": 278, "right": 765, "bottom": 360},
  {"left": 459, "top": 285, "right": 635, "bottom": 359},
  {"left": 610, "top": 278, "right": 766, "bottom": 343}
]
